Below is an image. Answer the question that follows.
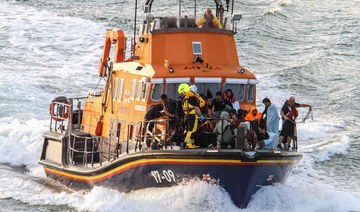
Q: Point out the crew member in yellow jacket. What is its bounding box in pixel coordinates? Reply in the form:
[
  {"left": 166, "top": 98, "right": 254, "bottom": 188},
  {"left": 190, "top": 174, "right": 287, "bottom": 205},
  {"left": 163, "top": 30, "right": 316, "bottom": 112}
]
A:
[
  {"left": 196, "top": 8, "right": 222, "bottom": 29},
  {"left": 178, "top": 83, "right": 205, "bottom": 149}
]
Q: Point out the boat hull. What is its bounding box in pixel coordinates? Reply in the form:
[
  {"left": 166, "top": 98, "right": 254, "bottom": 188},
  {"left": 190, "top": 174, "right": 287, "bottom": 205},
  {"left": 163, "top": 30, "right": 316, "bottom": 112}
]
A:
[{"left": 40, "top": 150, "right": 301, "bottom": 208}]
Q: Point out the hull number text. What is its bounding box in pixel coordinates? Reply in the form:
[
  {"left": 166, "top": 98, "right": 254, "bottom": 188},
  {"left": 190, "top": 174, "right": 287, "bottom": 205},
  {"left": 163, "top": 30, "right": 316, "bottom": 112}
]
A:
[{"left": 151, "top": 170, "right": 176, "bottom": 183}]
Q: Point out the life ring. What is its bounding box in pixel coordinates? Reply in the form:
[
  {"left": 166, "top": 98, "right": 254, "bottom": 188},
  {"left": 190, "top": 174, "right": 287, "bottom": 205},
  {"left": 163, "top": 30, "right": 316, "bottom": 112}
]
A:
[{"left": 49, "top": 98, "right": 70, "bottom": 121}]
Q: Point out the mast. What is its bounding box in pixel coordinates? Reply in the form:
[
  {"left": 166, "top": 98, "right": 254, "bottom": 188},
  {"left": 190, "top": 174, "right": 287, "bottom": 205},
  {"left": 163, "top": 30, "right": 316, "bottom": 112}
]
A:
[{"left": 178, "top": 0, "right": 181, "bottom": 28}]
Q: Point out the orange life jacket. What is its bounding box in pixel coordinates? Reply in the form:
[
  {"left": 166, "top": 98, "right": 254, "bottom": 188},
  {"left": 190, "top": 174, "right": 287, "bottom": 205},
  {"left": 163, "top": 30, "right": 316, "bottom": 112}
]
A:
[{"left": 245, "top": 107, "right": 262, "bottom": 124}]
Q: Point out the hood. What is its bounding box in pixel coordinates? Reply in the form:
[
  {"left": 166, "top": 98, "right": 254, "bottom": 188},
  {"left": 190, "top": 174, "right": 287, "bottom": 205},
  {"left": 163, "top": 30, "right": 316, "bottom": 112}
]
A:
[
  {"left": 249, "top": 106, "right": 257, "bottom": 114},
  {"left": 220, "top": 111, "right": 229, "bottom": 119}
]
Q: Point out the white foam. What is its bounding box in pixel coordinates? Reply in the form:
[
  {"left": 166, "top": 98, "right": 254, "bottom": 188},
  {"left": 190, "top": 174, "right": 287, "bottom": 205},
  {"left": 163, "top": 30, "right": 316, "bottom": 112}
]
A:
[
  {"left": 248, "top": 184, "right": 360, "bottom": 212},
  {"left": 0, "top": 118, "right": 47, "bottom": 168},
  {"left": 263, "top": 0, "right": 292, "bottom": 15},
  {"left": 309, "top": 135, "right": 350, "bottom": 162},
  {"left": 0, "top": 167, "right": 82, "bottom": 207},
  {"left": 74, "top": 182, "right": 239, "bottom": 212},
  {"left": 3, "top": 168, "right": 360, "bottom": 212}
]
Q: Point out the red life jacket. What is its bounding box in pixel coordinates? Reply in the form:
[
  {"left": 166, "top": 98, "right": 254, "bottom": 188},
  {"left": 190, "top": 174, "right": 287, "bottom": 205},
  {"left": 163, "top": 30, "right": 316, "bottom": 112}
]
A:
[
  {"left": 222, "top": 92, "right": 236, "bottom": 103},
  {"left": 284, "top": 100, "right": 298, "bottom": 120}
]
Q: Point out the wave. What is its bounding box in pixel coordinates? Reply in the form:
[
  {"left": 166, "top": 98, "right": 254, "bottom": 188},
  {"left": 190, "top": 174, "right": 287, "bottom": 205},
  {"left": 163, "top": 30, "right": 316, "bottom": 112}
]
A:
[
  {"left": 263, "top": 0, "right": 292, "bottom": 17},
  {"left": 0, "top": 118, "right": 47, "bottom": 168},
  {"left": 0, "top": 177, "right": 79, "bottom": 210},
  {"left": 74, "top": 182, "right": 237, "bottom": 212},
  {"left": 1, "top": 175, "right": 359, "bottom": 212},
  {"left": 248, "top": 184, "right": 360, "bottom": 212},
  {"left": 0, "top": 179, "right": 237, "bottom": 212},
  {"left": 304, "top": 135, "right": 350, "bottom": 163}
]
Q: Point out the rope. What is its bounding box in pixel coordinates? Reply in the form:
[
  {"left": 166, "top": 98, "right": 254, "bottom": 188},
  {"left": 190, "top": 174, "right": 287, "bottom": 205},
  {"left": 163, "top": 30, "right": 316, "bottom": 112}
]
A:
[
  {"left": 94, "top": 77, "right": 105, "bottom": 90},
  {"left": 285, "top": 107, "right": 313, "bottom": 124},
  {"left": 301, "top": 107, "right": 313, "bottom": 123}
]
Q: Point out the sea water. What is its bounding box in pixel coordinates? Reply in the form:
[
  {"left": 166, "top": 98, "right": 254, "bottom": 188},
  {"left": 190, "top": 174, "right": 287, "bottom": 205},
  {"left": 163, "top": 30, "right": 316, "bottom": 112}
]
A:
[{"left": 0, "top": 0, "right": 359, "bottom": 211}]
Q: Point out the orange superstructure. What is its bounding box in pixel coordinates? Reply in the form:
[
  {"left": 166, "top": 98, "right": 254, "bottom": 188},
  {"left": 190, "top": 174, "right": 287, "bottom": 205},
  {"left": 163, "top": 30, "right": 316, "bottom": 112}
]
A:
[{"left": 80, "top": 3, "right": 257, "bottom": 140}]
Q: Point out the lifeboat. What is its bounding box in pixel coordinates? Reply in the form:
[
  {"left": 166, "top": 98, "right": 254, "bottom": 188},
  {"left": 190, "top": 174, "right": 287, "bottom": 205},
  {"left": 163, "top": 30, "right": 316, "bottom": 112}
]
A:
[{"left": 39, "top": 0, "right": 302, "bottom": 208}]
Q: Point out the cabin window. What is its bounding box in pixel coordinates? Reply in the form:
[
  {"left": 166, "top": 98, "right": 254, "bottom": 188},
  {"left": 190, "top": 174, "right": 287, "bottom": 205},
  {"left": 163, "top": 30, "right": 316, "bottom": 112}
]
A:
[
  {"left": 247, "top": 84, "right": 255, "bottom": 102},
  {"left": 130, "top": 79, "right": 137, "bottom": 99},
  {"left": 223, "top": 83, "right": 246, "bottom": 101},
  {"left": 141, "top": 82, "right": 150, "bottom": 101},
  {"left": 113, "top": 78, "right": 119, "bottom": 100},
  {"left": 135, "top": 81, "right": 143, "bottom": 100},
  {"left": 118, "top": 78, "right": 124, "bottom": 102},
  {"left": 194, "top": 83, "right": 221, "bottom": 99},
  {"left": 151, "top": 83, "right": 162, "bottom": 101},
  {"left": 166, "top": 83, "right": 181, "bottom": 100}
]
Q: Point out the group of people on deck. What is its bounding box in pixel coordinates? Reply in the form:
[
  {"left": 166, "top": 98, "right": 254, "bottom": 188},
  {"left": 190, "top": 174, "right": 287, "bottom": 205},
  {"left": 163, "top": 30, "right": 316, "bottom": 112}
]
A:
[
  {"left": 241, "top": 96, "right": 311, "bottom": 150},
  {"left": 144, "top": 82, "right": 311, "bottom": 150}
]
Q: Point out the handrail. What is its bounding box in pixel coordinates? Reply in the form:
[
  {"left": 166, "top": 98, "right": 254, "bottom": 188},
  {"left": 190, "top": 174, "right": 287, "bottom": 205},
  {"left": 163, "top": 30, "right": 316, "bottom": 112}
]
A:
[
  {"left": 141, "top": 116, "right": 235, "bottom": 150},
  {"left": 68, "top": 133, "right": 100, "bottom": 167}
]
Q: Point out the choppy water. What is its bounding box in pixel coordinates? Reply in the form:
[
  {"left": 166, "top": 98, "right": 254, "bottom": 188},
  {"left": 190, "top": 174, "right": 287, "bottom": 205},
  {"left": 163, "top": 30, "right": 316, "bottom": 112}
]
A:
[{"left": 1, "top": 0, "right": 359, "bottom": 211}]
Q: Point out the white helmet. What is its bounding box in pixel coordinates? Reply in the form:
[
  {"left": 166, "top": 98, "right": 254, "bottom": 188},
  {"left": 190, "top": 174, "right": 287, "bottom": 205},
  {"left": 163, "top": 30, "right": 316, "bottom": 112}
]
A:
[{"left": 190, "top": 85, "right": 198, "bottom": 93}]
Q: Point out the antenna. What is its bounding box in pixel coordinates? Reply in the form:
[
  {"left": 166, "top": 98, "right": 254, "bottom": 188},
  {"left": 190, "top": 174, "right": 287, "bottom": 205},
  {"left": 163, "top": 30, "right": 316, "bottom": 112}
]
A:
[
  {"left": 194, "top": 0, "right": 197, "bottom": 18},
  {"left": 231, "top": 0, "right": 234, "bottom": 15},
  {"left": 133, "top": 0, "right": 138, "bottom": 56}
]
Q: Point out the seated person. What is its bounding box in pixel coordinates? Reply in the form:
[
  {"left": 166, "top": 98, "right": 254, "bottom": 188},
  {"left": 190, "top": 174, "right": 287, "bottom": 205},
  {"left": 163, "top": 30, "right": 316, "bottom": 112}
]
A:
[
  {"left": 257, "top": 132, "right": 279, "bottom": 150},
  {"left": 194, "top": 118, "right": 216, "bottom": 148},
  {"left": 205, "top": 92, "right": 214, "bottom": 117},
  {"left": 244, "top": 106, "right": 263, "bottom": 125},
  {"left": 249, "top": 119, "right": 269, "bottom": 142},
  {"left": 237, "top": 122, "right": 255, "bottom": 150},
  {"left": 200, "top": 94, "right": 212, "bottom": 117},
  {"left": 213, "top": 111, "right": 236, "bottom": 148},
  {"left": 223, "top": 89, "right": 235, "bottom": 104},
  {"left": 210, "top": 91, "right": 233, "bottom": 118},
  {"left": 196, "top": 8, "right": 222, "bottom": 29},
  {"left": 237, "top": 109, "right": 247, "bottom": 122},
  {"left": 229, "top": 109, "right": 240, "bottom": 128},
  {"left": 248, "top": 117, "right": 278, "bottom": 150}
]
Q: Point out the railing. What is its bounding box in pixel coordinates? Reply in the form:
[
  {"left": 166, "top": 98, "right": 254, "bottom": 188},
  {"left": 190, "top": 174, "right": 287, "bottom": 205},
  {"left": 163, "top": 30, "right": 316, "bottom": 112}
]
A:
[
  {"left": 68, "top": 133, "right": 100, "bottom": 167},
  {"left": 49, "top": 97, "right": 102, "bottom": 167},
  {"left": 141, "top": 117, "right": 175, "bottom": 150},
  {"left": 139, "top": 116, "right": 245, "bottom": 150}
]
